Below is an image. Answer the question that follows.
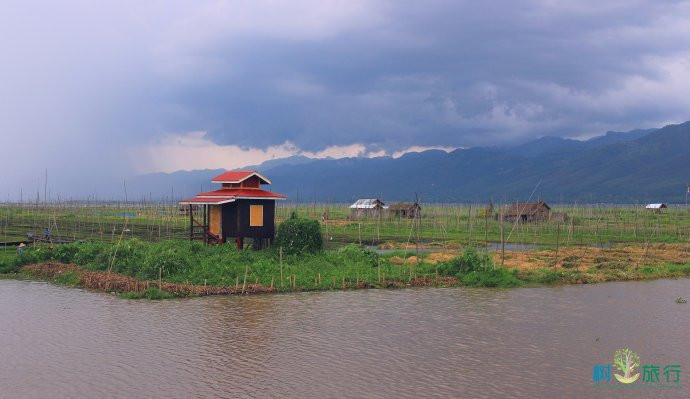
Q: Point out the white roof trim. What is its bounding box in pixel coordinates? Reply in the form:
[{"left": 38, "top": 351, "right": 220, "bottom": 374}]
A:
[
  {"left": 179, "top": 198, "right": 236, "bottom": 205},
  {"left": 213, "top": 171, "right": 272, "bottom": 185},
  {"left": 234, "top": 196, "right": 286, "bottom": 200}
]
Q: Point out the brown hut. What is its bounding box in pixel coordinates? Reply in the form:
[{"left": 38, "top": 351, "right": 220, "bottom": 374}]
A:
[
  {"left": 389, "top": 202, "right": 421, "bottom": 219},
  {"left": 499, "top": 201, "right": 551, "bottom": 222}
]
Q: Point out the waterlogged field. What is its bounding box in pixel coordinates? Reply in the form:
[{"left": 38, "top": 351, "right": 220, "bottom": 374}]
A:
[{"left": 1, "top": 202, "right": 688, "bottom": 246}]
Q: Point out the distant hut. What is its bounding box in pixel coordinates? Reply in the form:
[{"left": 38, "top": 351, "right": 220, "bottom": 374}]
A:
[
  {"left": 179, "top": 170, "right": 286, "bottom": 248},
  {"left": 645, "top": 203, "right": 667, "bottom": 213},
  {"left": 499, "top": 201, "right": 551, "bottom": 223},
  {"left": 350, "top": 199, "right": 386, "bottom": 219},
  {"left": 390, "top": 202, "right": 421, "bottom": 219}
]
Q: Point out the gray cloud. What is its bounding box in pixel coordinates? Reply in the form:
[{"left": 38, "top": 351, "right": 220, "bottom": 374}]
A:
[{"left": 1, "top": 0, "right": 690, "bottom": 196}]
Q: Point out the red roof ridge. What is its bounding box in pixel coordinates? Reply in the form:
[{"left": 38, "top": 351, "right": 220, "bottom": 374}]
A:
[{"left": 211, "top": 170, "right": 271, "bottom": 184}]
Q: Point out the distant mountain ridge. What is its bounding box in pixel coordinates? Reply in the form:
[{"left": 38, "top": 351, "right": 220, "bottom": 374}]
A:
[{"left": 124, "top": 122, "right": 690, "bottom": 203}]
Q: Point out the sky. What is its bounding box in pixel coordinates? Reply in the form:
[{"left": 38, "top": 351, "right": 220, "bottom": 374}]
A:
[{"left": 1, "top": 0, "right": 690, "bottom": 198}]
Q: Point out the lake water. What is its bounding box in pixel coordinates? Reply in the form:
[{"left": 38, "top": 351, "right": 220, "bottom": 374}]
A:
[{"left": 1, "top": 278, "right": 689, "bottom": 398}]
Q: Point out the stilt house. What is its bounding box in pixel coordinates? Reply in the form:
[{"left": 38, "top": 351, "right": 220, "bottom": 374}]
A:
[{"left": 179, "top": 171, "right": 286, "bottom": 248}]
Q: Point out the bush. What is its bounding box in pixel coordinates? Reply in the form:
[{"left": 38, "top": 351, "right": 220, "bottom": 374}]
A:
[
  {"left": 275, "top": 214, "right": 323, "bottom": 255},
  {"left": 335, "top": 245, "right": 379, "bottom": 268},
  {"left": 139, "top": 244, "right": 191, "bottom": 280},
  {"left": 0, "top": 259, "right": 18, "bottom": 274},
  {"left": 462, "top": 268, "right": 522, "bottom": 288},
  {"left": 437, "top": 247, "right": 492, "bottom": 277}
]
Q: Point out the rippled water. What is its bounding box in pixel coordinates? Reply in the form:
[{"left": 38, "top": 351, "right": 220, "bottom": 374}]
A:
[{"left": 1, "top": 279, "right": 690, "bottom": 398}]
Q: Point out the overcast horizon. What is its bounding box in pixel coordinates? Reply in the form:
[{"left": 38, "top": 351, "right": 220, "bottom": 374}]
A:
[{"left": 2, "top": 0, "right": 690, "bottom": 198}]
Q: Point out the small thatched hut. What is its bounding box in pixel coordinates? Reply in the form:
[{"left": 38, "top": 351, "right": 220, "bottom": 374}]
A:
[
  {"left": 498, "top": 201, "right": 551, "bottom": 222},
  {"left": 389, "top": 202, "right": 421, "bottom": 219}
]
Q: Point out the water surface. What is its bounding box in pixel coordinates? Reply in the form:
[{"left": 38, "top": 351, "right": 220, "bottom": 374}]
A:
[{"left": 1, "top": 279, "right": 689, "bottom": 398}]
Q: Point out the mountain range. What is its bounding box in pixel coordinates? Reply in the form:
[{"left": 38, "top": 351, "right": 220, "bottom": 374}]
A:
[{"left": 124, "top": 122, "right": 690, "bottom": 203}]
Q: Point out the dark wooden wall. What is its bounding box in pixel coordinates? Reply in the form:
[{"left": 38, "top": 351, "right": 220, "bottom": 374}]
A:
[{"left": 221, "top": 199, "right": 276, "bottom": 241}]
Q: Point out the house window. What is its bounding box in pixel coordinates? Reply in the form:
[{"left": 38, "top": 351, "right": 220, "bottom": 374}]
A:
[{"left": 250, "top": 205, "right": 263, "bottom": 227}]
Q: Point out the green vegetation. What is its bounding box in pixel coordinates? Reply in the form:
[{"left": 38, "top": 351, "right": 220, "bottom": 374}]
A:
[
  {"left": 3, "top": 239, "right": 689, "bottom": 297},
  {"left": 274, "top": 212, "right": 323, "bottom": 254},
  {"left": 119, "top": 287, "right": 174, "bottom": 300},
  {"left": 53, "top": 271, "right": 80, "bottom": 286},
  {"left": 0, "top": 203, "right": 688, "bottom": 250},
  {"left": 435, "top": 247, "right": 522, "bottom": 288},
  {"left": 2, "top": 202, "right": 689, "bottom": 298},
  {"left": 4, "top": 239, "right": 525, "bottom": 292}
]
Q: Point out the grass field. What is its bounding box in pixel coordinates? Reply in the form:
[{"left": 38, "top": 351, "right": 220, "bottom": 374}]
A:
[{"left": 1, "top": 202, "right": 688, "bottom": 248}]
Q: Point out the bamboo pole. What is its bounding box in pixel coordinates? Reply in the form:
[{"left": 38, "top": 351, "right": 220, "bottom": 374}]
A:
[{"left": 241, "top": 263, "right": 248, "bottom": 294}]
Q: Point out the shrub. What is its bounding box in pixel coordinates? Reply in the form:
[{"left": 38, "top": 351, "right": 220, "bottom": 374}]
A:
[
  {"left": 0, "top": 259, "right": 18, "bottom": 274},
  {"left": 462, "top": 268, "right": 522, "bottom": 288},
  {"left": 437, "top": 247, "right": 492, "bottom": 277},
  {"left": 139, "top": 244, "right": 191, "bottom": 280},
  {"left": 275, "top": 214, "right": 323, "bottom": 255},
  {"left": 336, "top": 245, "right": 379, "bottom": 268}
]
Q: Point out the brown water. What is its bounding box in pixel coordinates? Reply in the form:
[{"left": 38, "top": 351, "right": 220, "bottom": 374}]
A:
[{"left": 1, "top": 279, "right": 689, "bottom": 398}]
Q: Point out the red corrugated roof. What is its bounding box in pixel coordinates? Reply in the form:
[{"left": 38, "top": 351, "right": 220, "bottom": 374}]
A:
[
  {"left": 211, "top": 170, "right": 271, "bottom": 184},
  {"left": 180, "top": 189, "right": 286, "bottom": 206},
  {"left": 179, "top": 172, "right": 286, "bottom": 205}
]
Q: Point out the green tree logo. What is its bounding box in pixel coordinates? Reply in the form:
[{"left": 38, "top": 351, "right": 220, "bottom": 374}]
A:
[{"left": 613, "top": 348, "right": 641, "bottom": 384}]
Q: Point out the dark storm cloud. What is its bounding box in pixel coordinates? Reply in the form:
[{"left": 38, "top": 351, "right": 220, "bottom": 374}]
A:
[
  {"left": 1, "top": 0, "right": 690, "bottom": 191},
  {"left": 152, "top": 0, "right": 690, "bottom": 150}
]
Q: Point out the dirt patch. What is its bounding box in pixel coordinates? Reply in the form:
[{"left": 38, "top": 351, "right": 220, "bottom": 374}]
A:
[
  {"left": 492, "top": 243, "right": 690, "bottom": 271},
  {"left": 390, "top": 252, "right": 459, "bottom": 265},
  {"left": 21, "top": 262, "right": 275, "bottom": 296}
]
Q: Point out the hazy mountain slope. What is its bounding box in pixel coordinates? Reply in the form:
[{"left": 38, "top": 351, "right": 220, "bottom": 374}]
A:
[{"left": 123, "top": 122, "right": 689, "bottom": 203}]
